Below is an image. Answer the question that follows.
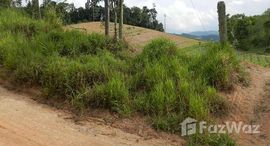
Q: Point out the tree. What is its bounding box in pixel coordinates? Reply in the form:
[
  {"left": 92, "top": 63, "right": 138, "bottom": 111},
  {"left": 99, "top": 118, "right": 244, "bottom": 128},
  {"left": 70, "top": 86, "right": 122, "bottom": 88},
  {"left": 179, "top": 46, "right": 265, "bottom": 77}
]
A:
[
  {"left": 111, "top": 0, "right": 118, "bottom": 40},
  {"left": 11, "top": 0, "right": 21, "bottom": 7},
  {"left": 263, "top": 8, "right": 270, "bottom": 15},
  {"left": 0, "top": 0, "right": 21, "bottom": 8},
  {"left": 24, "top": 0, "right": 41, "bottom": 19},
  {"left": 86, "top": 0, "right": 101, "bottom": 21},
  {"left": 228, "top": 14, "right": 257, "bottom": 50},
  {"left": 51, "top": 1, "right": 164, "bottom": 33},
  {"left": 118, "top": 0, "right": 123, "bottom": 39},
  {"left": 104, "top": 0, "right": 110, "bottom": 36}
]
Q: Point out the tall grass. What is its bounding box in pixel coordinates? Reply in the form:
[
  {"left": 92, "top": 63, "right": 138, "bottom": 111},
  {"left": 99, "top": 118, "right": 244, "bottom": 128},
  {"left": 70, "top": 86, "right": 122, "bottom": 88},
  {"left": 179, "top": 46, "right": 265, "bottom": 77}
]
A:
[
  {"left": 0, "top": 9, "right": 245, "bottom": 145},
  {"left": 130, "top": 39, "right": 242, "bottom": 131},
  {"left": 0, "top": 9, "right": 130, "bottom": 114}
]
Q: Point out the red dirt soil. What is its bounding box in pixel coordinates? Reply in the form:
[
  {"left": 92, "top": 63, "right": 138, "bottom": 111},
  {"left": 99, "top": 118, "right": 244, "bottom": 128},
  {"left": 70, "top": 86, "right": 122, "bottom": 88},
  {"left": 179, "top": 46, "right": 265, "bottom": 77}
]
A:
[
  {"left": 0, "top": 80, "right": 184, "bottom": 146},
  {"left": 221, "top": 62, "right": 270, "bottom": 145}
]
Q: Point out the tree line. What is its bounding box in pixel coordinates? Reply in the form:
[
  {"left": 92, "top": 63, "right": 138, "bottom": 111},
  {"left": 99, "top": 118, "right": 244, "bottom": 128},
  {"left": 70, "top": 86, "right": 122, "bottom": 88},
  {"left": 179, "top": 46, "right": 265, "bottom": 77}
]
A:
[
  {"left": 227, "top": 9, "right": 270, "bottom": 52},
  {"left": 0, "top": 0, "right": 164, "bottom": 38}
]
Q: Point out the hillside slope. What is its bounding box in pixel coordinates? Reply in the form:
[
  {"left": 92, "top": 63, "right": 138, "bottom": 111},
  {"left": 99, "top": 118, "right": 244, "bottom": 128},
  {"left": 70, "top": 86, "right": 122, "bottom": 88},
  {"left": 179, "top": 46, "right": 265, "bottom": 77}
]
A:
[{"left": 66, "top": 22, "right": 199, "bottom": 53}]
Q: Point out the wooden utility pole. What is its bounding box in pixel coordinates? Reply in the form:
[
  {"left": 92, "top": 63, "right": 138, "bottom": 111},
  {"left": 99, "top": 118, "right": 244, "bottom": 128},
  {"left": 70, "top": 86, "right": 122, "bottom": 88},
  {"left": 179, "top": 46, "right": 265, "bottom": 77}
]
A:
[
  {"left": 218, "top": 1, "right": 227, "bottom": 46},
  {"left": 105, "top": 0, "right": 110, "bottom": 36},
  {"left": 119, "top": 0, "right": 124, "bottom": 40}
]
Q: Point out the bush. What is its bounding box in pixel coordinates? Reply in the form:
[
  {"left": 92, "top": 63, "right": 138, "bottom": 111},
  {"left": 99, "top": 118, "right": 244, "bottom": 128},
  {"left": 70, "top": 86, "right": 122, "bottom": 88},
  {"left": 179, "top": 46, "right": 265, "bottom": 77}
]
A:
[
  {"left": 91, "top": 73, "right": 131, "bottom": 115},
  {"left": 39, "top": 52, "right": 131, "bottom": 114},
  {"left": 131, "top": 39, "right": 236, "bottom": 132},
  {"left": 0, "top": 9, "right": 59, "bottom": 37},
  {"left": 43, "top": 6, "right": 62, "bottom": 29},
  {"left": 34, "top": 30, "right": 127, "bottom": 57},
  {"left": 196, "top": 43, "right": 241, "bottom": 90},
  {"left": 265, "top": 46, "right": 270, "bottom": 53}
]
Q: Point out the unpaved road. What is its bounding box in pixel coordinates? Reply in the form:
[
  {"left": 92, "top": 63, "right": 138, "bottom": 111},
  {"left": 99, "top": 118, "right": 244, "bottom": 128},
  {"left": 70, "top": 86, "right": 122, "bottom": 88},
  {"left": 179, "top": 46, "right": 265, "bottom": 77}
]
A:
[
  {"left": 222, "top": 63, "right": 270, "bottom": 146},
  {"left": 0, "top": 86, "right": 182, "bottom": 146}
]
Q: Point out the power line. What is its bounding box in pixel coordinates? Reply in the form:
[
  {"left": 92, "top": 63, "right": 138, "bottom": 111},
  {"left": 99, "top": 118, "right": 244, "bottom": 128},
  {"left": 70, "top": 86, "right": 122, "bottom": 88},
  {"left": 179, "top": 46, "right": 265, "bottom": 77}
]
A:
[{"left": 189, "top": 0, "right": 207, "bottom": 31}]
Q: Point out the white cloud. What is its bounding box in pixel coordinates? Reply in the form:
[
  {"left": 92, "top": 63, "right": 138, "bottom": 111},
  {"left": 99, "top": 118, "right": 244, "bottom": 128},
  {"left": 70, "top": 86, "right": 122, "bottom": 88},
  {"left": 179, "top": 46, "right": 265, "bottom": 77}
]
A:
[
  {"left": 122, "top": 0, "right": 219, "bottom": 33},
  {"left": 231, "top": 0, "right": 244, "bottom": 5},
  {"left": 69, "top": 0, "right": 270, "bottom": 33}
]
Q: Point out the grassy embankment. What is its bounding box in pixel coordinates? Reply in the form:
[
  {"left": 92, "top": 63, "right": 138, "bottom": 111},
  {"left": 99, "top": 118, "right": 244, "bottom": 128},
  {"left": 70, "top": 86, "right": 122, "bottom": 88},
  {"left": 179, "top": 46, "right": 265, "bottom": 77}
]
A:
[{"left": 0, "top": 9, "right": 246, "bottom": 145}]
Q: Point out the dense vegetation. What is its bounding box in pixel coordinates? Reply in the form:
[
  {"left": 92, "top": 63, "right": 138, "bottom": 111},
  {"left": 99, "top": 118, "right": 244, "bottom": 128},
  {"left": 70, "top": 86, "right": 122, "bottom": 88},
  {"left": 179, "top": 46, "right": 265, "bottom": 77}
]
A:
[
  {"left": 228, "top": 9, "right": 270, "bottom": 53},
  {"left": 0, "top": 9, "right": 247, "bottom": 145},
  {"left": 0, "top": 0, "right": 164, "bottom": 32}
]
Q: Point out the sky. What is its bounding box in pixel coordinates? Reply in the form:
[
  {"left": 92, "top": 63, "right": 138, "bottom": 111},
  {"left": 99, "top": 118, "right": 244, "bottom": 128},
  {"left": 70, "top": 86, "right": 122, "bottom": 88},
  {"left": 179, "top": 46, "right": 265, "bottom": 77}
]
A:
[{"left": 66, "top": 0, "right": 270, "bottom": 33}]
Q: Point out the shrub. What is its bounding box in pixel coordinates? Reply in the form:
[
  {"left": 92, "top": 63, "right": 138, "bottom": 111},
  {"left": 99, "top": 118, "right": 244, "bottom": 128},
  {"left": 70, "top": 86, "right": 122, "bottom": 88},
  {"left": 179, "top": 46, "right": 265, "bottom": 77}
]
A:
[
  {"left": 0, "top": 9, "right": 61, "bottom": 38},
  {"left": 35, "top": 30, "right": 127, "bottom": 57},
  {"left": 265, "top": 46, "right": 270, "bottom": 53},
  {"left": 43, "top": 6, "right": 62, "bottom": 29},
  {"left": 91, "top": 73, "right": 131, "bottom": 115},
  {"left": 131, "top": 39, "right": 236, "bottom": 132},
  {"left": 195, "top": 43, "right": 241, "bottom": 90}
]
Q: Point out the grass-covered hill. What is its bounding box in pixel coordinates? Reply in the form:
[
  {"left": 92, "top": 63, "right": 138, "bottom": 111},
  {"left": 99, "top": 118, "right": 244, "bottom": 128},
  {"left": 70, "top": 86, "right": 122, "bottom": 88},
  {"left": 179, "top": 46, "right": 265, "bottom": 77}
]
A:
[
  {"left": 66, "top": 22, "right": 199, "bottom": 54},
  {"left": 0, "top": 9, "right": 247, "bottom": 145}
]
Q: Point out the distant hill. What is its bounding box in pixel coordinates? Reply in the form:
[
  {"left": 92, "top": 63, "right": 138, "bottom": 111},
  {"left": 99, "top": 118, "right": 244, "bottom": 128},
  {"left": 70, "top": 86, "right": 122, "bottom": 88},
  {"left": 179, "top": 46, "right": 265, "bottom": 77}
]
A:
[
  {"left": 176, "top": 31, "right": 219, "bottom": 42},
  {"left": 189, "top": 31, "right": 219, "bottom": 36}
]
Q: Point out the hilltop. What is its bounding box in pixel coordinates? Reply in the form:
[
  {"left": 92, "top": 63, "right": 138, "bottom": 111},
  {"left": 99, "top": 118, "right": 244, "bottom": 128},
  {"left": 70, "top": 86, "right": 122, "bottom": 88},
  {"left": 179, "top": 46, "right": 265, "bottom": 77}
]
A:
[{"left": 66, "top": 22, "right": 199, "bottom": 53}]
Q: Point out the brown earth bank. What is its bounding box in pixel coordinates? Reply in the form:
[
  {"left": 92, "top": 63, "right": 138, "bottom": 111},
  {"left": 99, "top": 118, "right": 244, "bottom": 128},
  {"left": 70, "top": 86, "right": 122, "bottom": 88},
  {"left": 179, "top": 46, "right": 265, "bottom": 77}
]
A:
[
  {"left": 0, "top": 74, "right": 184, "bottom": 146},
  {"left": 220, "top": 62, "right": 270, "bottom": 146}
]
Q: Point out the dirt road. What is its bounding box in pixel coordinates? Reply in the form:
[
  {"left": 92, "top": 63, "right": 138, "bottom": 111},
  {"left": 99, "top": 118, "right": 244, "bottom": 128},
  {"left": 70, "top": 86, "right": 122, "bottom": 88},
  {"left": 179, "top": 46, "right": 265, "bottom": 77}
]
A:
[
  {"left": 222, "top": 63, "right": 270, "bottom": 145},
  {"left": 0, "top": 86, "right": 182, "bottom": 146}
]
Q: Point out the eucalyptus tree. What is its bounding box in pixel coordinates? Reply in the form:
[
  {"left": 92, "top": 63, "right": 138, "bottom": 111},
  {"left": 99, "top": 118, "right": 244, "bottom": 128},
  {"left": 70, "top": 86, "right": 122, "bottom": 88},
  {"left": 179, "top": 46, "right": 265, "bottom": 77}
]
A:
[
  {"left": 25, "top": 0, "right": 41, "bottom": 19},
  {"left": 109, "top": 0, "right": 124, "bottom": 40},
  {"left": 85, "top": 0, "right": 101, "bottom": 21},
  {"left": 110, "top": 0, "right": 118, "bottom": 40},
  {"left": 104, "top": 0, "right": 109, "bottom": 36},
  {"left": 118, "top": 0, "right": 123, "bottom": 39}
]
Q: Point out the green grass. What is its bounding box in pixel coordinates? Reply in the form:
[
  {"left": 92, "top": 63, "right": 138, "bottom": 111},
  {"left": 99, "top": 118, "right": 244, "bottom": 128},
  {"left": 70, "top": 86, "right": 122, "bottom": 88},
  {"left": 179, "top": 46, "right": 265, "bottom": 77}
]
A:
[
  {"left": 0, "top": 9, "right": 244, "bottom": 145},
  {"left": 188, "top": 133, "right": 236, "bottom": 146},
  {"left": 183, "top": 45, "right": 270, "bottom": 68},
  {"left": 238, "top": 52, "right": 270, "bottom": 67}
]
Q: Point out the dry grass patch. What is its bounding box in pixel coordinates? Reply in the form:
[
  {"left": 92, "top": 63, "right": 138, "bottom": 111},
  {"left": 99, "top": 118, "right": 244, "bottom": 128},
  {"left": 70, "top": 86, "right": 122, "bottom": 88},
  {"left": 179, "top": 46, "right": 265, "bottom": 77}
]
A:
[{"left": 66, "top": 22, "right": 199, "bottom": 54}]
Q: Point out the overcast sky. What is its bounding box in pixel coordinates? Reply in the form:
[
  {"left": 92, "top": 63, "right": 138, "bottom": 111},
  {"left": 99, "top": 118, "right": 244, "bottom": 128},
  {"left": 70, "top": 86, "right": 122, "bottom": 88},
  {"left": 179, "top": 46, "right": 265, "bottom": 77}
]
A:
[{"left": 66, "top": 0, "right": 270, "bottom": 33}]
